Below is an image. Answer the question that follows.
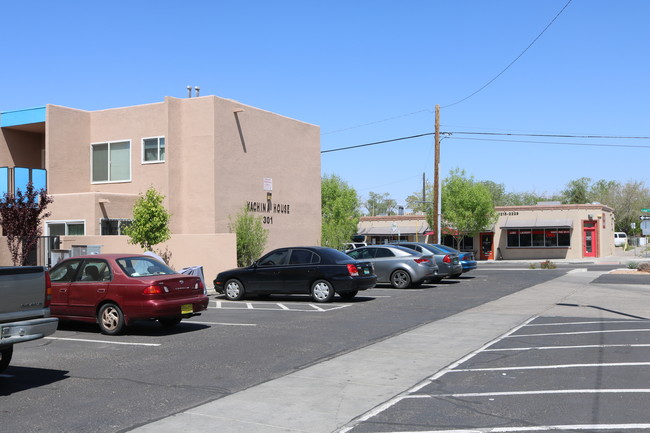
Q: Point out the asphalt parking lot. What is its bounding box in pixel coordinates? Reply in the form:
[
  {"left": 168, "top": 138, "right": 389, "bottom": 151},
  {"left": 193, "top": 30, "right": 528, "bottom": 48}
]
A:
[
  {"left": 346, "top": 315, "right": 650, "bottom": 432},
  {"left": 130, "top": 267, "right": 650, "bottom": 433}
]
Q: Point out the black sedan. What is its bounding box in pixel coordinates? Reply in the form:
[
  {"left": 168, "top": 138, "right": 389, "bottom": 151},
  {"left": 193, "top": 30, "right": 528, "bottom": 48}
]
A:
[{"left": 213, "top": 246, "right": 377, "bottom": 302}]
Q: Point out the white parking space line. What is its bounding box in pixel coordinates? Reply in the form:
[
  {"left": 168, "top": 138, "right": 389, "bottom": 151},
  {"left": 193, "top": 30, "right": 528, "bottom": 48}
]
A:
[
  {"left": 526, "top": 319, "right": 647, "bottom": 327},
  {"left": 277, "top": 303, "right": 290, "bottom": 310},
  {"left": 379, "top": 423, "right": 650, "bottom": 432},
  {"left": 188, "top": 321, "right": 256, "bottom": 327},
  {"left": 485, "top": 343, "right": 650, "bottom": 352},
  {"left": 411, "top": 389, "right": 650, "bottom": 398},
  {"left": 45, "top": 337, "right": 160, "bottom": 347},
  {"left": 509, "top": 328, "right": 650, "bottom": 337},
  {"left": 208, "top": 300, "right": 353, "bottom": 312},
  {"left": 451, "top": 362, "right": 650, "bottom": 373}
]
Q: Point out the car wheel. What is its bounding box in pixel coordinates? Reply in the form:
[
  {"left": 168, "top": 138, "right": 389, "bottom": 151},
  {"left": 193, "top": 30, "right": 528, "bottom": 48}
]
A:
[
  {"left": 0, "top": 346, "right": 13, "bottom": 373},
  {"left": 390, "top": 269, "right": 411, "bottom": 289},
  {"left": 224, "top": 279, "right": 245, "bottom": 301},
  {"left": 311, "top": 279, "right": 335, "bottom": 303},
  {"left": 98, "top": 302, "right": 125, "bottom": 335},
  {"left": 158, "top": 318, "right": 182, "bottom": 328},
  {"left": 339, "top": 290, "right": 358, "bottom": 300}
]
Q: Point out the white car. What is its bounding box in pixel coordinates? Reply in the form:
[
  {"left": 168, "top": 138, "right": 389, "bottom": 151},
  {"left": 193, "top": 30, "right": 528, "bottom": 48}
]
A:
[{"left": 614, "top": 232, "right": 627, "bottom": 247}]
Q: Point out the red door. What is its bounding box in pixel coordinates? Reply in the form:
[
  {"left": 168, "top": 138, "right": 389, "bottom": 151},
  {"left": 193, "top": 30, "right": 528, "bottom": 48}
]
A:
[
  {"left": 480, "top": 232, "right": 494, "bottom": 260},
  {"left": 582, "top": 221, "right": 598, "bottom": 258}
]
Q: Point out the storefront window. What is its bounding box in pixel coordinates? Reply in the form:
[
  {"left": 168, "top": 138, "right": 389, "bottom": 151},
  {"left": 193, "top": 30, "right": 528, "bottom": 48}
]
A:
[{"left": 506, "top": 228, "right": 571, "bottom": 248}]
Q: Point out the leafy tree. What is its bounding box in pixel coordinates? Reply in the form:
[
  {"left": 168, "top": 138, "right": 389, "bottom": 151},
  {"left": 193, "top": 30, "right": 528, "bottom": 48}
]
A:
[
  {"left": 441, "top": 169, "right": 497, "bottom": 249},
  {"left": 229, "top": 206, "right": 268, "bottom": 267},
  {"left": 321, "top": 174, "right": 361, "bottom": 250},
  {"left": 123, "top": 187, "right": 171, "bottom": 251},
  {"left": 561, "top": 177, "right": 592, "bottom": 204},
  {"left": 609, "top": 180, "right": 650, "bottom": 234},
  {"left": 405, "top": 180, "right": 434, "bottom": 213},
  {"left": 0, "top": 182, "right": 53, "bottom": 266},
  {"left": 364, "top": 192, "right": 397, "bottom": 216}
]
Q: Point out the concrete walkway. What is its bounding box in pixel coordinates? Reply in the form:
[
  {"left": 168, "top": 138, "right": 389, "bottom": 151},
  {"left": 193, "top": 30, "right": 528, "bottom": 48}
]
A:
[{"left": 131, "top": 251, "right": 649, "bottom": 433}]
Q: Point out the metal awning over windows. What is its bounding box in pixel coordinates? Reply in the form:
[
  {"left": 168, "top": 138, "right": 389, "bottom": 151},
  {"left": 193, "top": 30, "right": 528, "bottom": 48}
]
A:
[
  {"left": 358, "top": 226, "right": 428, "bottom": 235},
  {"left": 500, "top": 218, "right": 573, "bottom": 229}
]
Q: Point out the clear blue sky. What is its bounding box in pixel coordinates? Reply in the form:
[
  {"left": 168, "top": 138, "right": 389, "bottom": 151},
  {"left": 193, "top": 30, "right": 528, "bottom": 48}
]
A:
[{"left": 2, "top": 1, "right": 648, "bottom": 208}]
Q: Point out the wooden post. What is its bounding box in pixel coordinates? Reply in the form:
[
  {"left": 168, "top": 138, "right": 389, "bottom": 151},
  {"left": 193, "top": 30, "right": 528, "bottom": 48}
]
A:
[{"left": 433, "top": 104, "right": 440, "bottom": 244}]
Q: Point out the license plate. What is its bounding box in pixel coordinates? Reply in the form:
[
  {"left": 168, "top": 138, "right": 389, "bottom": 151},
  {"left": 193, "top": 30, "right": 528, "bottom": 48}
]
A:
[
  {"left": 363, "top": 268, "right": 370, "bottom": 275},
  {"left": 181, "top": 304, "right": 193, "bottom": 314}
]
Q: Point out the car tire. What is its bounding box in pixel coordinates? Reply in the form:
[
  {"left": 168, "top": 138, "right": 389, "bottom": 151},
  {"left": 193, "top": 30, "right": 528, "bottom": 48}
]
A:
[
  {"left": 98, "top": 302, "right": 125, "bottom": 335},
  {"left": 311, "top": 279, "right": 335, "bottom": 303},
  {"left": 339, "top": 290, "right": 358, "bottom": 300},
  {"left": 224, "top": 279, "right": 245, "bottom": 301},
  {"left": 0, "top": 346, "right": 13, "bottom": 373},
  {"left": 158, "top": 318, "right": 182, "bottom": 328},
  {"left": 390, "top": 269, "right": 412, "bottom": 289}
]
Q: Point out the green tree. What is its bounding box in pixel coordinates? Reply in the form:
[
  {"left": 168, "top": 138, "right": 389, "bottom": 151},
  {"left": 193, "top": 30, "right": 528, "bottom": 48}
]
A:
[
  {"left": 442, "top": 169, "right": 497, "bottom": 249},
  {"left": 230, "top": 206, "right": 268, "bottom": 267},
  {"left": 0, "top": 182, "right": 53, "bottom": 266},
  {"left": 123, "top": 187, "right": 171, "bottom": 251},
  {"left": 561, "top": 177, "right": 592, "bottom": 204},
  {"left": 321, "top": 174, "right": 361, "bottom": 250},
  {"left": 364, "top": 192, "right": 397, "bottom": 216}
]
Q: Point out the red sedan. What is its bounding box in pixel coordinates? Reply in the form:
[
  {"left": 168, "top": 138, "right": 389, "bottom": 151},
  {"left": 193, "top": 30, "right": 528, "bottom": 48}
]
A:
[{"left": 49, "top": 254, "right": 209, "bottom": 335}]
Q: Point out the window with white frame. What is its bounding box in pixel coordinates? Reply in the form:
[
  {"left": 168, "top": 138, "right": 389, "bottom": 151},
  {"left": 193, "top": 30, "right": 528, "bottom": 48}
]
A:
[
  {"left": 47, "top": 221, "right": 86, "bottom": 236},
  {"left": 92, "top": 140, "right": 131, "bottom": 183},
  {"left": 142, "top": 136, "right": 165, "bottom": 163}
]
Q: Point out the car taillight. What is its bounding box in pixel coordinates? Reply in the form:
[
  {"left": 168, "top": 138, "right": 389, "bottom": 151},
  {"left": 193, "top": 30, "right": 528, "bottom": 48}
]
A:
[
  {"left": 443, "top": 255, "right": 452, "bottom": 263},
  {"left": 347, "top": 264, "right": 359, "bottom": 276},
  {"left": 195, "top": 280, "right": 204, "bottom": 290},
  {"left": 44, "top": 271, "right": 52, "bottom": 308},
  {"left": 414, "top": 258, "right": 430, "bottom": 264},
  {"left": 143, "top": 285, "right": 165, "bottom": 295}
]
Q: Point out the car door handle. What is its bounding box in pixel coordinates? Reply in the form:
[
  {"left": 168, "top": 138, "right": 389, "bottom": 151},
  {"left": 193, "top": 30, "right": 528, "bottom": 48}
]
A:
[
  {"left": 97, "top": 288, "right": 106, "bottom": 293},
  {"left": 59, "top": 288, "right": 67, "bottom": 293}
]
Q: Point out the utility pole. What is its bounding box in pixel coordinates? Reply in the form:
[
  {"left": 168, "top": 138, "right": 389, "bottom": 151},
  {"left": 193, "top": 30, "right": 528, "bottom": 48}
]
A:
[{"left": 433, "top": 104, "right": 440, "bottom": 244}]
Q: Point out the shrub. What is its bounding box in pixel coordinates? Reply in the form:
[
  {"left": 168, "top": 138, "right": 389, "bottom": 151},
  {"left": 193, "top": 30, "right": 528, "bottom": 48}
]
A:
[
  {"left": 540, "top": 260, "right": 556, "bottom": 269},
  {"left": 627, "top": 261, "right": 639, "bottom": 270}
]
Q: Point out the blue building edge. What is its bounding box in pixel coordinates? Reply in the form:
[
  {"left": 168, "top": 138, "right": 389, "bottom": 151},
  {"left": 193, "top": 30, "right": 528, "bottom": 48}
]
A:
[{"left": 0, "top": 106, "right": 46, "bottom": 127}]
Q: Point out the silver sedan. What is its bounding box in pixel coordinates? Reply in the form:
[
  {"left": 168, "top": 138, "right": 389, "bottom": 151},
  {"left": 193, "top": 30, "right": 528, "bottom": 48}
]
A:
[{"left": 346, "top": 245, "right": 438, "bottom": 289}]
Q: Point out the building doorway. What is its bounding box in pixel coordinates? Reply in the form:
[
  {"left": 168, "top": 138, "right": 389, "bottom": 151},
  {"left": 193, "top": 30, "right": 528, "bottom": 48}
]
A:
[
  {"left": 480, "top": 232, "right": 494, "bottom": 260},
  {"left": 582, "top": 221, "right": 598, "bottom": 258}
]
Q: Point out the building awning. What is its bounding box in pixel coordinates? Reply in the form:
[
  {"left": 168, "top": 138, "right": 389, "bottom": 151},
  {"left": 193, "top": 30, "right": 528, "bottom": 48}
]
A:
[
  {"left": 358, "top": 225, "right": 427, "bottom": 235},
  {"left": 500, "top": 218, "right": 573, "bottom": 229}
]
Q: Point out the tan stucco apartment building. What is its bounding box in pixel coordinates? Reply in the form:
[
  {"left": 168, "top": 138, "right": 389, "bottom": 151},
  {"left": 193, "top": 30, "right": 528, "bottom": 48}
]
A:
[
  {"left": 358, "top": 203, "right": 616, "bottom": 261},
  {"left": 0, "top": 95, "right": 322, "bottom": 280}
]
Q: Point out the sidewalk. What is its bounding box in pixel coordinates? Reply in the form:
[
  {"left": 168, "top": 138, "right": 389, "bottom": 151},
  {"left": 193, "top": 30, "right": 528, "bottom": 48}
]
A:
[{"left": 130, "top": 262, "right": 650, "bottom": 433}]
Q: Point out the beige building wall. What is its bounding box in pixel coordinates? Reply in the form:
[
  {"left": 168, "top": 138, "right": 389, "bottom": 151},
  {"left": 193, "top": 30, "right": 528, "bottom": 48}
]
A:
[{"left": 1, "top": 95, "right": 321, "bottom": 275}]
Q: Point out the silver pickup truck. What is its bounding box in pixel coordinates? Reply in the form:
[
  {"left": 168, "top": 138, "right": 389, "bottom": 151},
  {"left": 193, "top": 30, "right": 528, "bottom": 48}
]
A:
[{"left": 0, "top": 266, "right": 59, "bottom": 373}]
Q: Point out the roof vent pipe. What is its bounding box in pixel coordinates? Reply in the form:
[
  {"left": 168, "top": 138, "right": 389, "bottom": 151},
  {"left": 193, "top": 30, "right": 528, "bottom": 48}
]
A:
[
  {"left": 195, "top": 86, "right": 200, "bottom": 97},
  {"left": 187, "top": 86, "right": 192, "bottom": 98}
]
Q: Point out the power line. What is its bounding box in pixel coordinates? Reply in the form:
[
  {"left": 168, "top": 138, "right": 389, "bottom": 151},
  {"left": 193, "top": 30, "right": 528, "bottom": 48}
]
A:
[
  {"left": 441, "top": 0, "right": 573, "bottom": 109},
  {"left": 320, "top": 1, "right": 573, "bottom": 136},
  {"left": 321, "top": 130, "right": 650, "bottom": 153},
  {"left": 447, "top": 136, "right": 650, "bottom": 149},
  {"left": 321, "top": 133, "right": 434, "bottom": 153},
  {"left": 452, "top": 131, "right": 650, "bottom": 140}
]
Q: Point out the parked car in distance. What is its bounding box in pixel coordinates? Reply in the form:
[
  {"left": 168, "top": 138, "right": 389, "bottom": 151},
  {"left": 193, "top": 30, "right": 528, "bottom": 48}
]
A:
[
  {"left": 346, "top": 245, "right": 438, "bottom": 289},
  {"left": 432, "top": 244, "right": 477, "bottom": 276},
  {"left": 390, "top": 242, "right": 463, "bottom": 281},
  {"left": 614, "top": 232, "right": 628, "bottom": 247},
  {"left": 343, "top": 242, "right": 368, "bottom": 252},
  {"left": 214, "top": 246, "right": 377, "bottom": 303},
  {"left": 49, "top": 254, "right": 209, "bottom": 335}
]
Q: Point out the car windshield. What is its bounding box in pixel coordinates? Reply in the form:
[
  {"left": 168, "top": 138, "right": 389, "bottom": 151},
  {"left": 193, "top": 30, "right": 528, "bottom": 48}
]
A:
[{"left": 117, "top": 257, "right": 176, "bottom": 277}]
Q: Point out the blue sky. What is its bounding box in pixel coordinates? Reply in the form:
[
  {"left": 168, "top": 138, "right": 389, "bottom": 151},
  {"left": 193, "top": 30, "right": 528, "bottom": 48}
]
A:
[{"left": 2, "top": 1, "right": 648, "bottom": 208}]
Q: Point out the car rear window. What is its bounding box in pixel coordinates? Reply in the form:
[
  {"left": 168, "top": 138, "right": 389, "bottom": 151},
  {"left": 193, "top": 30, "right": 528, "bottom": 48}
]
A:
[{"left": 117, "top": 257, "right": 176, "bottom": 277}]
